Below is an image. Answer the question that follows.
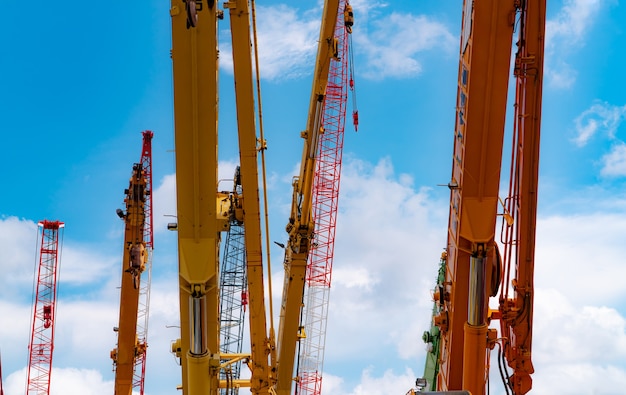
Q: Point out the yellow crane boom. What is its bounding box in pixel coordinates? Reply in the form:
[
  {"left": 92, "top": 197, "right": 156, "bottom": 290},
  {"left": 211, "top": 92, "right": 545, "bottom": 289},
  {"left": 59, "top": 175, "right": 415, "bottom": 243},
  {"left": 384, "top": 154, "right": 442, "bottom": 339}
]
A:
[
  {"left": 169, "top": 0, "right": 347, "bottom": 393},
  {"left": 226, "top": 0, "right": 274, "bottom": 392},
  {"left": 170, "top": 0, "right": 222, "bottom": 393},
  {"left": 170, "top": 0, "right": 271, "bottom": 393}
]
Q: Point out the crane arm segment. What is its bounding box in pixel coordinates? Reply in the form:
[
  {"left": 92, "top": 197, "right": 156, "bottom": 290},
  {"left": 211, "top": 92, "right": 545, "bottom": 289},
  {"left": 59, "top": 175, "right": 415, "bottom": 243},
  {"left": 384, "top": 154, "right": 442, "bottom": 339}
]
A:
[
  {"left": 225, "top": 0, "right": 273, "bottom": 392},
  {"left": 436, "top": 1, "right": 515, "bottom": 394},
  {"left": 170, "top": 1, "right": 223, "bottom": 393},
  {"left": 430, "top": 2, "right": 546, "bottom": 395},
  {"left": 274, "top": 1, "right": 340, "bottom": 393},
  {"left": 132, "top": 130, "right": 154, "bottom": 395},
  {"left": 112, "top": 162, "right": 148, "bottom": 395},
  {"left": 499, "top": 1, "right": 546, "bottom": 394}
]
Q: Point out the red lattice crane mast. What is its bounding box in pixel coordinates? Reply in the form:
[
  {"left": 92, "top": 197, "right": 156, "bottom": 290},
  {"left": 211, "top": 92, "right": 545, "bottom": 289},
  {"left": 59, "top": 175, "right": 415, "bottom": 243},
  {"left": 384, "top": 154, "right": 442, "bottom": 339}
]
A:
[
  {"left": 111, "top": 130, "right": 154, "bottom": 395},
  {"left": 134, "top": 130, "right": 154, "bottom": 394},
  {"left": 296, "top": 2, "right": 354, "bottom": 394},
  {"left": 26, "top": 219, "right": 65, "bottom": 395}
]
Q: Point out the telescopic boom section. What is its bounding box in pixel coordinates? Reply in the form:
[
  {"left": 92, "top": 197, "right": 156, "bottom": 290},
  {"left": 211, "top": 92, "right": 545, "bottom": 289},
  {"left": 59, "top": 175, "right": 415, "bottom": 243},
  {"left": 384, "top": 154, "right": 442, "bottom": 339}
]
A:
[
  {"left": 170, "top": 0, "right": 223, "bottom": 394},
  {"left": 437, "top": 1, "right": 515, "bottom": 394},
  {"left": 275, "top": 1, "right": 340, "bottom": 394},
  {"left": 431, "top": 1, "right": 546, "bottom": 395},
  {"left": 226, "top": 0, "right": 273, "bottom": 392},
  {"left": 111, "top": 160, "right": 149, "bottom": 395}
]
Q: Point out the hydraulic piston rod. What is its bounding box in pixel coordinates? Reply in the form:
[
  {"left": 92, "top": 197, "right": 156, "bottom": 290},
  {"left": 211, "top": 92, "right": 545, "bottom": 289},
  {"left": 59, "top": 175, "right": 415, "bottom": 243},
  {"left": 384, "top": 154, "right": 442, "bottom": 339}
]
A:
[
  {"left": 189, "top": 294, "right": 208, "bottom": 356},
  {"left": 468, "top": 253, "right": 486, "bottom": 326},
  {"left": 462, "top": 251, "right": 488, "bottom": 394}
]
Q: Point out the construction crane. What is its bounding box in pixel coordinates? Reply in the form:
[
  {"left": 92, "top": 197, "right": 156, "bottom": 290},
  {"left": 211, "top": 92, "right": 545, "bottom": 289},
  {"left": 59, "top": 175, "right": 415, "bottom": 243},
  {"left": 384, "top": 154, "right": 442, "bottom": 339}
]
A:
[
  {"left": 26, "top": 219, "right": 65, "bottom": 395},
  {"left": 169, "top": 0, "right": 352, "bottom": 393},
  {"left": 295, "top": 2, "right": 354, "bottom": 395},
  {"left": 218, "top": 167, "right": 248, "bottom": 395},
  {"left": 272, "top": 1, "right": 351, "bottom": 394},
  {"left": 414, "top": 1, "right": 546, "bottom": 395},
  {"left": 169, "top": 0, "right": 273, "bottom": 394},
  {"left": 134, "top": 130, "right": 155, "bottom": 394},
  {"left": 111, "top": 130, "right": 154, "bottom": 395}
]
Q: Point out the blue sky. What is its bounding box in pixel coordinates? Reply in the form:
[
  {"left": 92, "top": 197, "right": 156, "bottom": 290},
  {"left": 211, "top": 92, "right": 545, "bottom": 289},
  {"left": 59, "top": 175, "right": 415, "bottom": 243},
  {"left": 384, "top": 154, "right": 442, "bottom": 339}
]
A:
[{"left": 2, "top": 0, "right": 626, "bottom": 394}]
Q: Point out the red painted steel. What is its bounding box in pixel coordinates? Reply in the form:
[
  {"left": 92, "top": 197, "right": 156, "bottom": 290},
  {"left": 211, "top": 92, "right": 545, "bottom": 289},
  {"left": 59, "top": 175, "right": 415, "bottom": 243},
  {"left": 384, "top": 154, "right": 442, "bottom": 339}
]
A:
[
  {"left": 133, "top": 130, "right": 154, "bottom": 395},
  {"left": 296, "top": 2, "right": 351, "bottom": 394},
  {"left": 26, "top": 220, "right": 64, "bottom": 395}
]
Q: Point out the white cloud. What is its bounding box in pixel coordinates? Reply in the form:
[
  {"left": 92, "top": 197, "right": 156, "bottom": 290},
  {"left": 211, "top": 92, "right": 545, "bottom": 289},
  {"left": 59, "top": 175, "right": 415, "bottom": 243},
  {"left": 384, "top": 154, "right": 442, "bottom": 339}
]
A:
[
  {"left": 320, "top": 158, "right": 447, "bottom": 366},
  {"left": 358, "top": 13, "right": 455, "bottom": 80},
  {"left": 313, "top": 368, "right": 418, "bottom": 395},
  {"left": 572, "top": 101, "right": 626, "bottom": 147},
  {"left": 0, "top": 216, "right": 39, "bottom": 296},
  {"left": 152, "top": 173, "right": 176, "bottom": 234},
  {"left": 534, "top": 363, "right": 626, "bottom": 395},
  {"left": 545, "top": 0, "right": 608, "bottom": 88},
  {"left": 220, "top": 4, "right": 320, "bottom": 81},
  {"left": 601, "top": 142, "right": 626, "bottom": 177},
  {"left": 534, "top": 289, "right": 626, "bottom": 365},
  {"left": 4, "top": 366, "right": 115, "bottom": 395},
  {"left": 570, "top": 101, "right": 626, "bottom": 176},
  {"left": 5, "top": 155, "right": 626, "bottom": 395},
  {"left": 57, "top": 244, "right": 118, "bottom": 286},
  {"left": 532, "top": 289, "right": 626, "bottom": 394},
  {"left": 219, "top": 3, "right": 454, "bottom": 82},
  {"left": 546, "top": 0, "right": 604, "bottom": 44},
  {"left": 535, "top": 212, "right": 626, "bottom": 305},
  {"left": 0, "top": 217, "right": 117, "bottom": 297}
]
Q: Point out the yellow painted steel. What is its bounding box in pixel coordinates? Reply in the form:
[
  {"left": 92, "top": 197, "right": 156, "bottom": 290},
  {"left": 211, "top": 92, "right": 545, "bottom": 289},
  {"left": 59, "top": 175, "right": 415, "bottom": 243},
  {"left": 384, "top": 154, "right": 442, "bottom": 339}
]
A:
[
  {"left": 169, "top": 0, "right": 348, "bottom": 393},
  {"left": 274, "top": 1, "right": 340, "bottom": 393},
  {"left": 111, "top": 164, "right": 147, "bottom": 395},
  {"left": 171, "top": 0, "right": 275, "bottom": 393},
  {"left": 170, "top": 0, "right": 219, "bottom": 393},
  {"left": 225, "top": 0, "right": 273, "bottom": 393}
]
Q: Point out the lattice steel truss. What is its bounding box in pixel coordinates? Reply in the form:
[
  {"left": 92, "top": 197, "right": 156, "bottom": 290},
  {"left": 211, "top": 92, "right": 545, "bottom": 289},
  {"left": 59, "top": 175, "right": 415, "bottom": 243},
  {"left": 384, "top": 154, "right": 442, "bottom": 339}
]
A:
[
  {"left": 219, "top": 174, "right": 247, "bottom": 395},
  {"left": 296, "top": 1, "right": 350, "bottom": 393},
  {"left": 26, "top": 220, "right": 64, "bottom": 395},
  {"left": 133, "top": 130, "right": 154, "bottom": 395}
]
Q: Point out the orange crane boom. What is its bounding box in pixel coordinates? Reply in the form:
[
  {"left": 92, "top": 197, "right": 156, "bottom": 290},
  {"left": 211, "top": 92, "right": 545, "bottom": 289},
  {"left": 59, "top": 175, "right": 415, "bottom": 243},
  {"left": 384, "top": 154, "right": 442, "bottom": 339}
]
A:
[
  {"left": 426, "top": 1, "right": 546, "bottom": 395},
  {"left": 111, "top": 132, "right": 153, "bottom": 395}
]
